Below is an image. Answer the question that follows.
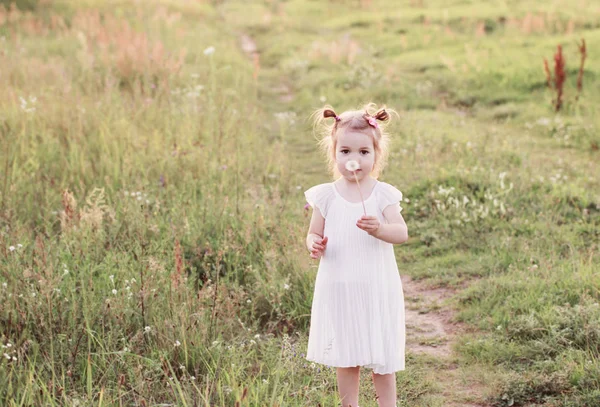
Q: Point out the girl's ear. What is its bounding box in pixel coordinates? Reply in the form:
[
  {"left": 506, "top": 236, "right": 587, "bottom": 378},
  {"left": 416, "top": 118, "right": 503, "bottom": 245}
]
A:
[{"left": 374, "top": 108, "right": 389, "bottom": 122}]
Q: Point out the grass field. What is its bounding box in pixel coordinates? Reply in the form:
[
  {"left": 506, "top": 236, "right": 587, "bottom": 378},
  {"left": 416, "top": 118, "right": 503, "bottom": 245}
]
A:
[{"left": 1, "top": 0, "right": 599, "bottom": 406}]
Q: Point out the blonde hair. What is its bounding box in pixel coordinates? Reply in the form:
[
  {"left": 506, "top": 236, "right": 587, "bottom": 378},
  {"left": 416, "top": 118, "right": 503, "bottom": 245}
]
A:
[{"left": 311, "top": 103, "right": 397, "bottom": 180}]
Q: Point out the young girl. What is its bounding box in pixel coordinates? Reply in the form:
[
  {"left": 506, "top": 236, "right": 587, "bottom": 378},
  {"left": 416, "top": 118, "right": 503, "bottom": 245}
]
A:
[{"left": 304, "top": 104, "right": 408, "bottom": 407}]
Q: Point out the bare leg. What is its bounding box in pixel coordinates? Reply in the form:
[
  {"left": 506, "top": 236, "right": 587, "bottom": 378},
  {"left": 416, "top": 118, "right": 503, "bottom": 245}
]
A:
[
  {"left": 336, "top": 366, "right": 360, "bottom": 407},
  {"left": 372, "top": 371, "right": 397, "bottom": 407}
]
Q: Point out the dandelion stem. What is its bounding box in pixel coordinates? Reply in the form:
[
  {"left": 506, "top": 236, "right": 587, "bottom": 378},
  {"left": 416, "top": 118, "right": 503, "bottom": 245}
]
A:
[{"left": 352, "top": 171, "right": 367, "bottom": 216}]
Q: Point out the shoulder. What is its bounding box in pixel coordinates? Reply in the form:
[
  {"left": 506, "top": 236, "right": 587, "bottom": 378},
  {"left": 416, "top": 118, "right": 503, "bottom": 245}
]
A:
[
  {"left": 376, "top": 181, "right": 403, "bottom": 198},
  {"left": 304, "top": 183, "right": 336, "bottom": 217},
  {"left": 376, "top": 181, "right": 403, "bottom": 211},
  {"left": 304, "top": 183, "right": 335, "bottom": 200}
]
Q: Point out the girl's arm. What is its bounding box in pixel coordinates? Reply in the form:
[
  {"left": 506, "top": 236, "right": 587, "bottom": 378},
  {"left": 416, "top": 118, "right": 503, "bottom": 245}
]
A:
[
  {"left": 306, "top": 206, "right": 325, "bottom": 251},
  {"left": 371, "top": 205, "right": 408, "bottom": 244}
]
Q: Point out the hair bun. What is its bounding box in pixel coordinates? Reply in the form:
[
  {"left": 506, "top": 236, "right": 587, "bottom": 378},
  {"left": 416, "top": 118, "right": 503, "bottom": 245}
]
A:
[
  {"left": 323, "top": 109, "right": 338, "bottom": 119},
  {"left": 374, "top": 108, "right": 389, "bottom": 122}
]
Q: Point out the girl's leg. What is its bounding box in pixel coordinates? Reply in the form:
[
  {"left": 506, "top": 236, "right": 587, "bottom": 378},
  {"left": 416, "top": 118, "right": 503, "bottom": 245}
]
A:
[
  {"left": 336, "top": 366, "right": 360, "bottom": 407},
  {"left": 372, "top": 371, "right": 397, "bottom": 407}
]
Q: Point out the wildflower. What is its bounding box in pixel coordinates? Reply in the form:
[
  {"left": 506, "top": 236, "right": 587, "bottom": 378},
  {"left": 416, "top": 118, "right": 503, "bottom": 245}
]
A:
[
  {"left": 19, "top": 96, "right": 36, "bottom": 113},
  {"left": 174, "top": 340, "right": 181, "bottom": 347},
  {"left": 112, "top": 289, "right": 118, "bottom": 295},
  {"left": 17, "top": 244, "right": 22, "bottom": 248},
  {"left": 144, "top": 326, "right": 151, "bottom": 333},
  {"left": 2, "top": 282, "right": 6, "bottom": 288},
  {"left": 9, "top": 246, "right": 15, "bottom": 252},
  {"left": 283, "top": 283, "right": 290, "bottom": 290},
  {"left": 203, "top": 46, "right": 215, "bottom": 56},
  {"left": 109, "top": 275, "right": 114, "bottom": 282}
]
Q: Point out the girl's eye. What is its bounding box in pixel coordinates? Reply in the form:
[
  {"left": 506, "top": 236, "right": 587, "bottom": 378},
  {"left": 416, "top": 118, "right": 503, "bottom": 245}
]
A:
[
  {"left": 341, "top": 150, "right": 349, "bottom": 154},
  {"left": 361, "top": 151, "right": 369, "bottom": 155}
]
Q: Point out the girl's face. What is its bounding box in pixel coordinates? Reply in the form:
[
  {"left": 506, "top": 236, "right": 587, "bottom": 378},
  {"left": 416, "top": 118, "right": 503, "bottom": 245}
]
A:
[{"left": 335, "top": 130, "right": 376, "bottom": 181}]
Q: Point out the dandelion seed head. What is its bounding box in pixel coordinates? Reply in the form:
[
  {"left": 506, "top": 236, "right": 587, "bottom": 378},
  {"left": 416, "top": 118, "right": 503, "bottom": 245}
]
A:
[{"left": 345, "top": 160, "right": 360, "bottom": 172}]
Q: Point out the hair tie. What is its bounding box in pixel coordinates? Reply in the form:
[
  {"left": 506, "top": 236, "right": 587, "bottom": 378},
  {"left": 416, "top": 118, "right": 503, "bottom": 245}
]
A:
[
  {"left": 335, "top": 115, "right": 341, "bottom": 122},
  {"left": 367, "top": 116, "right": 378, "bottom": 129}
]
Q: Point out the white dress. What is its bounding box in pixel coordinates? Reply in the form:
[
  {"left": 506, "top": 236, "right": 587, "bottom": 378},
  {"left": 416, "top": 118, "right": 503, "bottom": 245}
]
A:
[{"left": 304, "top": 180, "right": 406, "bottom": 375}]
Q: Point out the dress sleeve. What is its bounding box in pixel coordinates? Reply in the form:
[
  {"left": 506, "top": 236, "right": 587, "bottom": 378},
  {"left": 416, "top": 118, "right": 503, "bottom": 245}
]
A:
[
  {"left": 378, "top": 182, "right": 404, "bottom": 214},
  {"left": 304, "top": 184, "right": 333, "bottom": 219}
]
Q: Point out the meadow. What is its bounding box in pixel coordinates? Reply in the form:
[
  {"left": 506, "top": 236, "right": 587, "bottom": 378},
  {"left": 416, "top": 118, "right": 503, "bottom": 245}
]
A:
[{"left": 0, "top": 0, "right": 598, "bottom": 406}]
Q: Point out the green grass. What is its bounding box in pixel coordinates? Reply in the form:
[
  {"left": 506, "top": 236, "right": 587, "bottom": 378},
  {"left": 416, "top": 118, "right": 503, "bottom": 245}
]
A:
[{"left": 0, "top": 0, "right": 598, "bottom": 405}]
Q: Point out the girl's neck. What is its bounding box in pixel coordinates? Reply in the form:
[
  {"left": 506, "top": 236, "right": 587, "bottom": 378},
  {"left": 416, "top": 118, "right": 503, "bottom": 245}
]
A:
[{"left": 336, "top": 175, "right": 377, "bottom": 188}]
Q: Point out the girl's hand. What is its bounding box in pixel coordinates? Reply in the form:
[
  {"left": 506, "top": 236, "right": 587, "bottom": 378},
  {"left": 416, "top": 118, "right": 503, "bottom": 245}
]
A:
[
  {"left": 310, "top": 236, "right": 328, "bottom": 259},
  {"left": 356, "top": 215, "right": 380, "bottom": 236}
]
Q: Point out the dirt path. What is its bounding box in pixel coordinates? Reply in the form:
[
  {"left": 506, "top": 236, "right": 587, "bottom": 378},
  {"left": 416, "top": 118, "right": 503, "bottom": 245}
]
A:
[
  {"left": 237, "top": 30, "right": 491, "bottom": 407},
  {"left": 402, "top": 275, "right": 490, "bottom": 407}
]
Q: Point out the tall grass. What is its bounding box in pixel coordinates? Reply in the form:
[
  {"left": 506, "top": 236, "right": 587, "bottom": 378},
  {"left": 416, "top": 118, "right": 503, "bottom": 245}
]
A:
[{"left": 1, "top": 0, "right": 599, "bottom": 406}]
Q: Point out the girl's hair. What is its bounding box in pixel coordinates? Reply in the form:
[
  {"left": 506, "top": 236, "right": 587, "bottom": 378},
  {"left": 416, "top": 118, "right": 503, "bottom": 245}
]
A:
[{"left": 311, "top": 103, "right": 397, "bottom": 180}]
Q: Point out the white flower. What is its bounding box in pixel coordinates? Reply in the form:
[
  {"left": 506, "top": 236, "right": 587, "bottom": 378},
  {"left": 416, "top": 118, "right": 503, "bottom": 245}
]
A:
[
  {"left": 345, "top": 160, "right": 360, "bottom": 172},
  {"left": 109, "top": 275, "right": 114, "bottom": 282},
  {"left": 17, "top": 244, "right": 22, "bottom": 248},
  {"left": 283, "top": 283, "right": 290, "bottom": 290},
  {"left": 203, "top": 46, "right": 215, "bottom": 56},
  {"left": 174, "top": 340, "right": 181, "bottom": 347},
  {"left": 2, "top": 282, "right": 6, "bottom": 288},
  {"left": 19, "top": 96, "right": 37, "bottom": 113},
  {"left": 112, "top": 289, "right": 117, "bottom": 295},
  {"left": 537, "top": 117, "right": 550, "bottom": 126},
  {"left": 9, "top": 246, "right": 15, "bottom": 252},
  {"left": 144, "top": 326, "right": 151, "bottom": 333}
]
